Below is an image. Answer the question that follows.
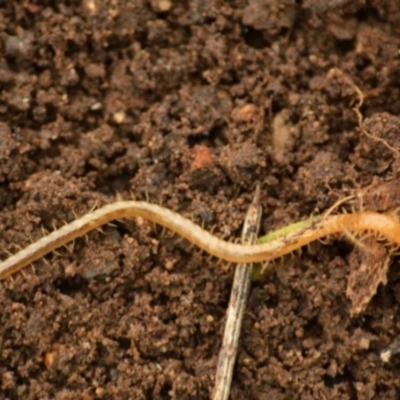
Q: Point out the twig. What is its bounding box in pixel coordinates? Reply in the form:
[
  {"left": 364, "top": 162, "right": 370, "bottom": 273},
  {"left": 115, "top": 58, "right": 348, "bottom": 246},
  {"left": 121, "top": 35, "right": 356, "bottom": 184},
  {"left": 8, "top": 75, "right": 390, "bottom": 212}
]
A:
[{"left": 212, "top": 185, "right": 262, "bottom": 400}]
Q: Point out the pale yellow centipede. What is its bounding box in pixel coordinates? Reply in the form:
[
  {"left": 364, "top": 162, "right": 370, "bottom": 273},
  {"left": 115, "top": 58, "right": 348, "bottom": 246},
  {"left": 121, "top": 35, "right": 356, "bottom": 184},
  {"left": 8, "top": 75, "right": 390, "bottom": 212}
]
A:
[{"left": 1, "top": 201, "right": 400, "bottom": 280}]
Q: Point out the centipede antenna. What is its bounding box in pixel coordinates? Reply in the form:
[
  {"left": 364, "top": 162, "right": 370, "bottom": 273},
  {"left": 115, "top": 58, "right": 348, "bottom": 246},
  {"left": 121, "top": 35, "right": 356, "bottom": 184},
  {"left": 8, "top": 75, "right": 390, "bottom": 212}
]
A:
[{"left": 322, "top": 194, "right": 355, "bottom": 220}]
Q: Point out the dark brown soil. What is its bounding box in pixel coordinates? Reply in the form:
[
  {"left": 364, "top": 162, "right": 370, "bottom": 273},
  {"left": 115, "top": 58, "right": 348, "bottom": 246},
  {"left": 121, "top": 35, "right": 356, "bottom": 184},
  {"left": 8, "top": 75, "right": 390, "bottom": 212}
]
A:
[{"left": 1, "top": 1, "right": 400, "bottom": 399}]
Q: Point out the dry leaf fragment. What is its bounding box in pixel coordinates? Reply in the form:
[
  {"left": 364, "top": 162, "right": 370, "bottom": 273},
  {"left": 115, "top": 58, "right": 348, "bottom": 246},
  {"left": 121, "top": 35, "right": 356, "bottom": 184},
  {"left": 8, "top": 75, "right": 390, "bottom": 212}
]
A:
[{"left": 346, "top": 237, "right": 392, "bottom": 316}]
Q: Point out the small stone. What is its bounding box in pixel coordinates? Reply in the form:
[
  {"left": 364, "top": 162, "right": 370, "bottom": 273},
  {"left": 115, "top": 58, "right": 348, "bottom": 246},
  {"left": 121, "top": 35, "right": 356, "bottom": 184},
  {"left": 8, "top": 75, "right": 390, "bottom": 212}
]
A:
[
  {"left": 113, "top": 111, "right": 126, "bottom": 124},
  {"left": 150, "top": 0, "right": 172, "bottom": 13},
  {"left": 231, "top": 104, "right": 258, "bottom": 122},
  {"left": 190, "top": 146, "right": 214, "bottom": 171}
]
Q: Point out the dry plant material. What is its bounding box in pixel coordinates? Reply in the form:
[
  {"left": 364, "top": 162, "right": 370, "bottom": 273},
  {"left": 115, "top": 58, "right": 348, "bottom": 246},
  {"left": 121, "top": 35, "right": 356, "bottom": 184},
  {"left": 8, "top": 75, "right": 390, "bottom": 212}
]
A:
[
  {"left": 359, "top": 179, "right": 400, "bottom": 213},
  {"left": 345, "top": 178, "right": 400, "bottom": 315},
  {"left": 346, "top": 237, "right": 393, "bottom": 316},
  {"left": 381, "top": 335, "right": 400, "bottom": 365},
  {"left": 212, "top": 185, "right": 262, "bottom": 400},
  {"left": 322, "top": 70, "right": 400, "bottom": 315},
  {"left": 331, "top": 67, "right": 400, "bottom": 161}
]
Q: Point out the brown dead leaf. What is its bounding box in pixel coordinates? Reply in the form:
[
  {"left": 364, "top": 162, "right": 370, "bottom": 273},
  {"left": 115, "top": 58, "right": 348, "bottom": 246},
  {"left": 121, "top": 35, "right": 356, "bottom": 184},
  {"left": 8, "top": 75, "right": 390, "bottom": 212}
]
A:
[{"left": 346, "top": 237, "right": 392, "bottom": 317}]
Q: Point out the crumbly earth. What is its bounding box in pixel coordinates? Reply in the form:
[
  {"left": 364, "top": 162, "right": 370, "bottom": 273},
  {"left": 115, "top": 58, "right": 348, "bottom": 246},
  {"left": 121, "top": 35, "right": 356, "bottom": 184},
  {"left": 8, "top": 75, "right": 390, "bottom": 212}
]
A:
[{"left": 1, "top": 1, "right": 400, "bottom": 399}]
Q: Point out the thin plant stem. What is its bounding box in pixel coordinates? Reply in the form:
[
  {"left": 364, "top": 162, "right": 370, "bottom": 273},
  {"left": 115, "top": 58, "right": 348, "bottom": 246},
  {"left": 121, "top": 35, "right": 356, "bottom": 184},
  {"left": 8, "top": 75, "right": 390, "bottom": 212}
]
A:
[{"left": 212, "top": 185, "right": 262, "bottom": 400}]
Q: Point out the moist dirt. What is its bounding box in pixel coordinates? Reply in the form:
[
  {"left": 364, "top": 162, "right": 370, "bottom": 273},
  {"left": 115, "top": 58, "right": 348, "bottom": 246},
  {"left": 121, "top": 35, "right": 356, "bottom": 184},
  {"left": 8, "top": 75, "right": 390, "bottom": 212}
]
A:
[{"left": 1, "top": 1, "right": 400, "bottom": 399}]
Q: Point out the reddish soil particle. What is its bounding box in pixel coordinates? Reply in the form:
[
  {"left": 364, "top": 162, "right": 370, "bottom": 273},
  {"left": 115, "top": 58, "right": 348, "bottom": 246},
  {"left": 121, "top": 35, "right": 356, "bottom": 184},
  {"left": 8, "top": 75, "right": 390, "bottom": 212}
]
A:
[
  {"left": 1, "top": 1, "right": 400, "bottom": 399},
  {"left": 190, "top": 146, "right": 214, "bottom": 172}
]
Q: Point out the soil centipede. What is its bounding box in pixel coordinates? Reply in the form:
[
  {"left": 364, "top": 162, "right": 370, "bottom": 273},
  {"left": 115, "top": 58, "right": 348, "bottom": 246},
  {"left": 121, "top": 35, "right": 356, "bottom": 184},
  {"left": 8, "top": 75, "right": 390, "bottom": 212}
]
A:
[{"left": 1, "top": 201, "right": 400, "bottom": 280}]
